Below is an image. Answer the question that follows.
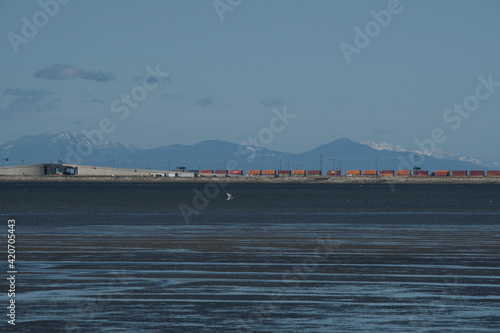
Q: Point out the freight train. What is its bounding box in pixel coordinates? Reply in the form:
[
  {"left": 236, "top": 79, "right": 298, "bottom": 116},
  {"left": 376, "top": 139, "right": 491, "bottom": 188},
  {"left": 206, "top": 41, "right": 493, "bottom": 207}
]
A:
[{"left": 190, "top": 169, "right": 500, "bottom": 177}]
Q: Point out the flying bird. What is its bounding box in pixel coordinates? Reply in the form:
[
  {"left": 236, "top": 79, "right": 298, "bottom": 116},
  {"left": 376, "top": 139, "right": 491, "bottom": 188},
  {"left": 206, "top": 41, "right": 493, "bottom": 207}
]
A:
[{"left": 226, "top": 193, "right": 233, "bottom": 200}]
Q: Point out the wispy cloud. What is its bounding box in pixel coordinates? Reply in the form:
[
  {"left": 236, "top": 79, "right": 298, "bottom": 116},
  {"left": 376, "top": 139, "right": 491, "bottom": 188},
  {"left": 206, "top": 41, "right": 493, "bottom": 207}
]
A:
[
  {"left": 34, "top": 64, "right": 116, "bottom": 82},
  {"left": 162, "top": 93, "right": 186, "bottom": 101},
  {"left": 83, "top": 97, "right": 105, "bottom": 104},
  {"left": 194, "top": 97, "right": 215, "bottom": 107},
  {"left": 133, "top": 74, "right": 170, "bottom": 85},
  {"left": 0, "top": 89, "right": 60, "bottom": 119},
  {"left": 261, "top": 98, "right": 284, "bottom": 107}
]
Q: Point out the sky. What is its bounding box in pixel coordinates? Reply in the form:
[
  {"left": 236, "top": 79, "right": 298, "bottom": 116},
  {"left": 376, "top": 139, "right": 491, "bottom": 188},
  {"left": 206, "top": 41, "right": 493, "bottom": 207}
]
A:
[{"left": 1, "top": 0, "right": 499, "bottom": 161}]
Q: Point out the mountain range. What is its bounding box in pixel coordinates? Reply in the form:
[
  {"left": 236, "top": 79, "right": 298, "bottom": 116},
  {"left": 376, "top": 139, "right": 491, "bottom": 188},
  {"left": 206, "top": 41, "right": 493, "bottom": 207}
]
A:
[{"left": 1, "top": 131, "right": 498, "bottom": 172}]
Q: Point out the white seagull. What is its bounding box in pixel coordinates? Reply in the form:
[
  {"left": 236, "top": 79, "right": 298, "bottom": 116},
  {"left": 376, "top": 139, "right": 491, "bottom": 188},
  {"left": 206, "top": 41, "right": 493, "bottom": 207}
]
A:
[{"left": 226, "top": 193, "right": 234, "bottom": 200}]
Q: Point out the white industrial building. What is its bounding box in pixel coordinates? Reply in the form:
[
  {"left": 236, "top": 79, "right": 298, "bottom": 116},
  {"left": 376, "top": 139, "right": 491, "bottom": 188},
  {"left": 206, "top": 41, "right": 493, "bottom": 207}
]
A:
[{"left": 0, "top": 163, "right": 196, "bottom": 177}]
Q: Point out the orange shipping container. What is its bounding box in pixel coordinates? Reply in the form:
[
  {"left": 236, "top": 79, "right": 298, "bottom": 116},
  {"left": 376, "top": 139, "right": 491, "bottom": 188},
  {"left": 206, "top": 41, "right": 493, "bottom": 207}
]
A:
[
  {"left": 248, "top": 170, "right": 261, "bottom": 175},
  {"left": 292, "top": 170, "right": 306, "bottom": 175},
  {"left": 262, "top": 170, "right": 276, "bottom": 175},
  {"left": 435, "top": 170, "right": 450, "bottom": 176},
  {"left": 363, "top": 170, "right": 377, "bottom": 176},
  {"left": 396, "top": 170, "right": 411, "bottom": 176},
  {"left": 347, "top": 170, "right": 361, "bottom": 176},
  {"left": 380, "top": 170, "right": 394, "bottom": 176}
]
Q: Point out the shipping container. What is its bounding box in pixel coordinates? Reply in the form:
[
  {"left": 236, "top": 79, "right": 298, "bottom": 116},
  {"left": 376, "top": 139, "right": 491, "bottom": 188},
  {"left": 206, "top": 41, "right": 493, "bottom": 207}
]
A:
[
  {"left": 307, "top": 170, "right": 322, "bottom": 176},
  {"left": 149, "top": 173, "right": 165, "bottom": 177},
  {"left": 262, "top": 170, "right": 276, "bottom": 175},
  {"left": 396, "top": 170, "right": 411, "bottom": 177},
  {"left": 347, "top": 170, "right": 361, "bottom": 176},
  {"left": 363, "top": 170, "right": 377, "bottom": 176},
  {"left": 248, "top": 170, "right": 261, "bottom": 176},
  {"left": 178, "top": 172, "right": 196, "bottom": 178},
  {"left": 200, "top": 170, "right": 213, "bottom": 174},
  {"left": 434, "top": 170, "right": 450, "bottom": 177},
  {"left": 413, "top": 170, "right": 428, "bottom": 176},
  {"left": 469, "top": 170, "right": 485, "bottom": 177},
  {"left": 292, "top": 170, "right": 306, "bottom": 176},
  {"left": 380, "top": 170, "right": 394, "bottom": 176},
  {"left": 229, "top": 170, "right": 243, "bottom": 175},
  {"left": 452, "top": 170, "right": 467, "bottom": 177},
  {"left": 486, "top": 170, "right": 500, "bottom": 176},
  {"left": 327, "top": 170, "right": 341, "bottom": 176},
  {"left": 278, "top": 170, "right": 291, "bottom": 176},
  {"left": 214, "top": 170, "right": 228, "bottom": 175}
]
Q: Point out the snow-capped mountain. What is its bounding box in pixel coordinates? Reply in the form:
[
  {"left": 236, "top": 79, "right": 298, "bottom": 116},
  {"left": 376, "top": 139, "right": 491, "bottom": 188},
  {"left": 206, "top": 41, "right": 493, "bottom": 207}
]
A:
[
  {"left": 361, "top": 141, "right": 499, "bottom": 168},
  {"left": 1, "top": 132, "right": 498, "bottom": 171},
  {"left": 361, "top": 141, "right": 408, "bottom": 153}
]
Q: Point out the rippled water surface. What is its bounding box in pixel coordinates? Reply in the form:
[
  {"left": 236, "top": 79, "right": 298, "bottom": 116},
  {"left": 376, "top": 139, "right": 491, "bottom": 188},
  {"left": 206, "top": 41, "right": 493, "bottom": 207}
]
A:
[{"left": 1, "top": 182, "right": 499, "bottom": 332}]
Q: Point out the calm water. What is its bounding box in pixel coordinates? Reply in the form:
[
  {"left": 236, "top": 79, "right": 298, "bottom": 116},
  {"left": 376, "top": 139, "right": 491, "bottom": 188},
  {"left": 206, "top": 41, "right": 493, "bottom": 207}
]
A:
[{"left": 1, "top": 182, "right": 499, "bottom": 332}]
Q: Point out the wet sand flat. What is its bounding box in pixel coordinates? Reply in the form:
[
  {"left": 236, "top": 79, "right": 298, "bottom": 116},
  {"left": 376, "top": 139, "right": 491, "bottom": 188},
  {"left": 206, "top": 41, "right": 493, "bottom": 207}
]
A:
[{"left": 16, "top": 224, "right": 500, "bottom": 332}]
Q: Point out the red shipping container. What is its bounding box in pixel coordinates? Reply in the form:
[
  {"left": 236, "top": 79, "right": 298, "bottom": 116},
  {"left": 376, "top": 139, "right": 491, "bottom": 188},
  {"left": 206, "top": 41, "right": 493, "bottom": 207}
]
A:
[
  {"left": 396, "top": 170, "right": 411, "bottom": 176},
  {"left": 200, "top": 170, "right": 213, "bottom": 174},
  {"left": 214, "top": 170, "right": 228, "bottom": 175},
  {"left": 327, "top": 170, "right": 341, "bottom": 176},
  {"left": 413, "top": 170, "right": 428, "bottom": 176},
  {"left": 307, "top": 170, "right": 322, "bottom": 175},
  {"left": 452, "top": 170, "right": 467, "bottom": 177},
  {"left": 486, "top": 170, "right": 500, "bottom": 176},
  {"left": 229, "top": 170, "right": 243, "bottom": 175},
  {"left": 278, "top": 170, "right": 291, "bottom": 175},
  {"left": 469, "top": 170, "right": 485, "bottom": 177}
]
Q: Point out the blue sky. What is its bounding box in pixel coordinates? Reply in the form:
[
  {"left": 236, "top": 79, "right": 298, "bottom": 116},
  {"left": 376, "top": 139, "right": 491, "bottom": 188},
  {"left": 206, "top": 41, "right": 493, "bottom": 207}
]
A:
[{"left": 1, "top": 0, "right": 499, "bottom": 161}]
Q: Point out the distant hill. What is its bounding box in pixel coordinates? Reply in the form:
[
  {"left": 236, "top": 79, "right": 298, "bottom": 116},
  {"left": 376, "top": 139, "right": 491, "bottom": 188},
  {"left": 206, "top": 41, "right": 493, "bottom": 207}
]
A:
[{"left": 1, "top": 131, "right": 498, "bottom": 172}]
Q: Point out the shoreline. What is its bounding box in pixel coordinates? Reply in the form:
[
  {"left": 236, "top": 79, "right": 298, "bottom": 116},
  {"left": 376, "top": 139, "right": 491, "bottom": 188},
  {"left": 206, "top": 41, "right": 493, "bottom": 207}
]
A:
[{"left": 1, "top": 175, "right": 500, "bottom": 184}]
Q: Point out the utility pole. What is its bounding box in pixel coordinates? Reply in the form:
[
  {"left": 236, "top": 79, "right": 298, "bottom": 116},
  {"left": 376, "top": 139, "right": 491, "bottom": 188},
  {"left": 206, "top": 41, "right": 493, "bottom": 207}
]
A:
[
  {"left": 112, "top": 159, "right": 115, "bottom": 168},
  {"left": 320, "top": 154, "right": 323, "bottom": 173},
  {"left": 287, "top": 160, "right": 290, "bottom": 169},
  {"left": 375, "top": 157, "right": 378, "bottom": 171},
  {"left": 279, "top": 159, "right": 282, "bottom": 170}
]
